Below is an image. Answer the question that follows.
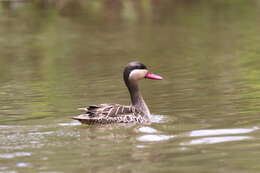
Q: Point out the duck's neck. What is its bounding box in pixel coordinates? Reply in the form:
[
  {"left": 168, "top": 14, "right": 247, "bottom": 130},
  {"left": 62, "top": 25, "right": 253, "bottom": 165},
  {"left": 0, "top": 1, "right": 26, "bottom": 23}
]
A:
[{"left": 126, "top": 80, "right": 150, "bottom": 117}]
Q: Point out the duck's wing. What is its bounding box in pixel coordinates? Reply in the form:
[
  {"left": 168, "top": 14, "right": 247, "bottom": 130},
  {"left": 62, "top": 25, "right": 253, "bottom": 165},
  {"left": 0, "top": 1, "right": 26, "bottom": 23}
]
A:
[{"left": 73, "top": 104, "right": 144, "bottom": 124}]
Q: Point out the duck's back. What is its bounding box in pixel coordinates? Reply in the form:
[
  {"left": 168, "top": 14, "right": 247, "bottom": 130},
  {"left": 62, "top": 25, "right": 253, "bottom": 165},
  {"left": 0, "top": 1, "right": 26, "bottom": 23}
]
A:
[{"left": 73, "top": 104, "right": 149, "bottom": 124}]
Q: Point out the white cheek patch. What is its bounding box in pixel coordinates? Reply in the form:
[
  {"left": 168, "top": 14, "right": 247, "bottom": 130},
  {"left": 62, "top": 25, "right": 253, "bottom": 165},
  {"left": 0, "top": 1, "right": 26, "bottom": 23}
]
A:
[{"left": 129, "top": 69, "right": 148, "bottom": 81}]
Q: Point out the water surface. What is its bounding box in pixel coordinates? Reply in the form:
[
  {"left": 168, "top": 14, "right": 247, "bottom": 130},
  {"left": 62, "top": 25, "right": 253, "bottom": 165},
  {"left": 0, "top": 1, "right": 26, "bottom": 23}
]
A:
[{"left": 1, "top": 0, "right": 260, "bottom": 172}]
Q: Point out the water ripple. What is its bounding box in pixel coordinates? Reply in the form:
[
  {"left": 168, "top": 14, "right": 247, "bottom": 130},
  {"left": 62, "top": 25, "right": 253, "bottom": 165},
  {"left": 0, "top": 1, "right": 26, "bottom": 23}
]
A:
[
  {"left": 58, "top": 121, "right": 81, "bottom": 126},
  {"left": 137, "top": 135, "right": 174, "bottom": 142},
  {"left": 0, "top": 152, "right": 32, "bottom": 159},
  {"left": 189, "top": 127, "right": 259, "bottom": 137},
  {"left": 16, "top": 162, "right": 32, "bottom": 168},
  {"left": 138, "top": 127, "right": 158, "bottom": 133},
  {"left": 181, "top": 136, "right": 252, "bottom": 145},
  {"left": 150, "top": 115, "right": 164, "bottom": 123}
]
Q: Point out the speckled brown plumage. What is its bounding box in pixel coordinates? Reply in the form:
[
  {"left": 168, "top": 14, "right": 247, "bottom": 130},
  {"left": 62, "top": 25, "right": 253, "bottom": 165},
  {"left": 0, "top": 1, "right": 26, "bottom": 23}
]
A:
[{"left": 72, "top": 104, "right": 150, "bottom": 124}]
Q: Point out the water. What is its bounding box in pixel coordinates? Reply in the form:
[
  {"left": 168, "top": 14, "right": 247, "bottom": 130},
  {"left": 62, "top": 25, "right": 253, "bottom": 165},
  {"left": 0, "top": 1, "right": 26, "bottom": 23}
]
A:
[{"left": 1, "top": 0, "right": 260, "bottom": 172}]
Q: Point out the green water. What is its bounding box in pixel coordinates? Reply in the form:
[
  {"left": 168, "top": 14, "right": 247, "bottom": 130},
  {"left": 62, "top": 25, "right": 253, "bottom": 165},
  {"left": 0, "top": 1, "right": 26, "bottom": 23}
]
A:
[{"left": 1, "top": 0, "right": 260, "bottom": 172}]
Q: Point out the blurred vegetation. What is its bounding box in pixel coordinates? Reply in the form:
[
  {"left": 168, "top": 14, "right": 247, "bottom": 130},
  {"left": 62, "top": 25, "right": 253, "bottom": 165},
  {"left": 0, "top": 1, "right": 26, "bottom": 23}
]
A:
[{"left": 1, "top": 0, "right": 260, "bottom": 124}]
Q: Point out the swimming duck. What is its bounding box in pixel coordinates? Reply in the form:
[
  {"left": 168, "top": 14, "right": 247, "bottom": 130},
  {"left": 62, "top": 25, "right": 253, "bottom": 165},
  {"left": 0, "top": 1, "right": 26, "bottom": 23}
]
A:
[{"left": 73, "top": 62, "right": 163, "bottom": 124}]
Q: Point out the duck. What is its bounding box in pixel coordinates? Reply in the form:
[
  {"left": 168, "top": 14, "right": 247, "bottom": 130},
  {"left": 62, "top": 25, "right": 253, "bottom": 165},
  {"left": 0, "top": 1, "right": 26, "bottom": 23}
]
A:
[{"left": 72, "top": 62, "right": 163, "bottom": 124}]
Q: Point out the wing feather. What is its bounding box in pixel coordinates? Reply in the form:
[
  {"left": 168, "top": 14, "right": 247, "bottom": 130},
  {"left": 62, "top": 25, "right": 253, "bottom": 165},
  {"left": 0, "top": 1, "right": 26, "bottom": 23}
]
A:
[{"left": 73, "top": 104, "right": 146, "bottom": 124}]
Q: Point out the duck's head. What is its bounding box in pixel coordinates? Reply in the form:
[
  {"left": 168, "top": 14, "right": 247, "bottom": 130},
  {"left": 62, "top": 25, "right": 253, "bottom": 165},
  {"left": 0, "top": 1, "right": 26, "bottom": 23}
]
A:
[{"left": 123, "top": 62, "right": 163, "bottom": 84}]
